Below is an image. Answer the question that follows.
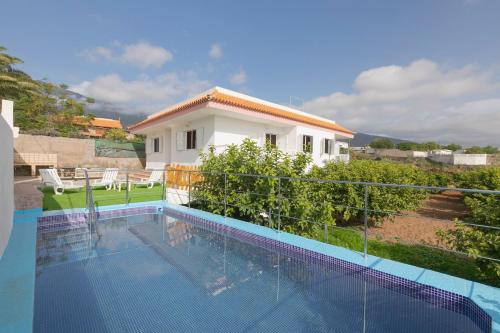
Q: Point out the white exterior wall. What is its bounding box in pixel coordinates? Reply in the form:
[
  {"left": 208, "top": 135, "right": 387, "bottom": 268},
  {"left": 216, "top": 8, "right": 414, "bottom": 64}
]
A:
[
  {"left": 294, "top": 125, "right": 340, "bottom": 165},
  {"left": 143, "top": 115, "right": 349, "bottom": 167},
  {"left": 0, "top": 100, "right": 14, "bottom": 258},
  {"left": 170, "top": 116, "right": 215, "bottom": 165},
  {"left": 212, "top": 116, "right": 294, "bottom": 153},
  {"left": 145, "top": 128, "right": 171, "bottom": 169},
  {"left": 453, "top": 154, "right": 488, "bottom": 166}
]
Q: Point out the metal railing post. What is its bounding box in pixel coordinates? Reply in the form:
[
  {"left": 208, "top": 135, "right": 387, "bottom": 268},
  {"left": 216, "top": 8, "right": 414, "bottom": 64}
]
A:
[
  {"left": 161, "top": 168, "right": 166, "bottom": 202},
  {"left": 277, "top": 177, "right": 281, "bottom": 232},
  {"left": 125, "top": 171, "right": 129, "bottom": 205},
  {"left": 363, "top": 184, "right": 369, "bottom": 258},
  {"left": 324, "top": 223, "right": 328, "bottom": 243},
  {"left": 188, "top": 171, "right": 191, "bottom": 208},
  {"left": 224, "top": 173, "right": 227, "bottom": 218}
]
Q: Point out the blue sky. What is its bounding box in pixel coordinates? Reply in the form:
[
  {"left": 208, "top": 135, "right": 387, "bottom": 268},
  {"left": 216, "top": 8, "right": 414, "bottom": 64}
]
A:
[{"left": 1, "top": 0, "right": 499, "bottom": 145}]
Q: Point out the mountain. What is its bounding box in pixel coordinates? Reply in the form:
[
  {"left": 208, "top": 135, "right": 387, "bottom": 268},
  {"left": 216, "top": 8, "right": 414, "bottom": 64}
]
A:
[
  {"left": 348, "top": 132, "right": 406, "bottom": 147},
  {"left": 66, "top": 90, "right": 147, "bottom": 127}
]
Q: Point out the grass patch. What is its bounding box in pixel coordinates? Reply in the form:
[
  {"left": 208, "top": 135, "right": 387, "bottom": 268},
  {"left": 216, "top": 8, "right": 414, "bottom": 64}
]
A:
[
  {"left": 318, "top": 226, "right": 497, "bottom": 287},
  {"left": 42, "top": 185, "right": 163, "bottom": 210}
]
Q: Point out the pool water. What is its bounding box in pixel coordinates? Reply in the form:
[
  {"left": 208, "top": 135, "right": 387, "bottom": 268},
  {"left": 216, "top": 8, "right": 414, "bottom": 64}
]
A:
[{"left": 34, "top": 212, "right": 485, "bottom": 332}]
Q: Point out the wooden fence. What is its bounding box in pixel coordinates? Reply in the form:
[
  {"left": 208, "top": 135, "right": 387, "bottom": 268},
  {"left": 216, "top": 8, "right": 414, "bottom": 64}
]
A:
[{"left": 165, "top": 165, "right": 203, "bottom": 190}]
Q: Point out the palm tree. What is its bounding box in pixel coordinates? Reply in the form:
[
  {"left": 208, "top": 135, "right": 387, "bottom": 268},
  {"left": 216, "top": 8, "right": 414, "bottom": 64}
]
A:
[{"left": 0, "top": 46, "right": 39, "bottom": 99}]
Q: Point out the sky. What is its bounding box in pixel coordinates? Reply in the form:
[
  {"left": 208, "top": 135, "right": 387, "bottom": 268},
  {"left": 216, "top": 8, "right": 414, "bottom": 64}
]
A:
[{"left": 1, "top": 0, "right": 499, "bottom": 146}]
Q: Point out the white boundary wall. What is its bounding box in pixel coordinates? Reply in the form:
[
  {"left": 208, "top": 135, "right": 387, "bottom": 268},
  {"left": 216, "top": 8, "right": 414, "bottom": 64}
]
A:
[{"left": 0, "top": 100, "right": 14, "bottom": 257}]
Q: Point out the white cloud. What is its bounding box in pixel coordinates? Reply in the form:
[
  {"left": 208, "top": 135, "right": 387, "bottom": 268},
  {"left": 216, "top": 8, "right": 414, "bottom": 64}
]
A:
[
  {"left": 209, "top": 43, "right": 223, "bottom": 59},
  {"left": 303, "top": 59, "right": 500, "bottom": 146},
  {"left": 70, "top": 72, "right": 211, "bottom": 114},
  {"left": 229, "top": 69, "right": 247, "bottom": 85},
  {"left": 79, "top": 41, "right": 173, "bottom": 69}
]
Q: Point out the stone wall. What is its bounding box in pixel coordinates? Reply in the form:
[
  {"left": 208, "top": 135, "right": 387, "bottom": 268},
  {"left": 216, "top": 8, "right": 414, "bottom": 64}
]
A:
[{"left": 14, "top": 134, "right": 145, "bottom": 170}]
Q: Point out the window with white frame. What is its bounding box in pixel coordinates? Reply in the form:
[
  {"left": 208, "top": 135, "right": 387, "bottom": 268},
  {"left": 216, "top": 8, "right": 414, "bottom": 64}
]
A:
[
  {"left": 153, "top": 137, "right": 161, "bottom": 153},
  {"left": 324, "top": 139, "right": 334, "bottom": 154},
  {"left": 186, "top": 130, "right": 197, "bottom": 150},
  {"left": 302, "top": 135, "right": 313, "bottom": 153},
  {"left": 177, "top": 128, "right": 203, "bottom": 151},
  {"left": 265, "top": 133, "right": 277, "bottom": 147}
]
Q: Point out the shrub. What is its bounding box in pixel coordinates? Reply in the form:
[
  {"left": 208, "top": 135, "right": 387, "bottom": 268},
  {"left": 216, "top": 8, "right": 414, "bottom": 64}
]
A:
[
  {"left": 309, "top": 160, "right": 429, "bottom": 224},
  {"left": 193, "top": 139, "right": 331, "bottom": 236},
  {"left": 439, "top": 167, "right": 500, "bottom": 280}
]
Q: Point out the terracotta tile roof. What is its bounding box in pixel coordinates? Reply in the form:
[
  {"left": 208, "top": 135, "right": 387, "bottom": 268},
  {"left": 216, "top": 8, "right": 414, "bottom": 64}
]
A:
[
  {"left": 129, "top": 88, "right": 353, "bottom": 136},
  {"left": 73, "top": 117, "right": 123, "bottom": 129}
]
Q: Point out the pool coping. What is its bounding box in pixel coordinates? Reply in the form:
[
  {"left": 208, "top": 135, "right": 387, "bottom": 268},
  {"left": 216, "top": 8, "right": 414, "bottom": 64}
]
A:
[
  {"left": 38, "top": 201, "right": 500, "bottom": 333},
  {"left": 0, "top": 208, "right": 42, "bottom": 333}
]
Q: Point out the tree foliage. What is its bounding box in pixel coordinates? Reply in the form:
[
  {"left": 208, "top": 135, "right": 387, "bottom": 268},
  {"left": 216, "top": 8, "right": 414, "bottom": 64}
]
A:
[
  {"left": 105, "top": 128, "right": 129, "bottom": 141},
  {"left": 465, "top": 146, "right": 499, "bottom": 154},
  {"left": 14, "top": 80, "right": 94, "bottom": 137},
  {"left": 369, "top": 138, "right": 394, "bottom": 149},
  {"left": 0, "top": 46, "right": 40, "bottom": 99},
  {"left": 1, "top": 46, "right": 95, "bottom": 137}
]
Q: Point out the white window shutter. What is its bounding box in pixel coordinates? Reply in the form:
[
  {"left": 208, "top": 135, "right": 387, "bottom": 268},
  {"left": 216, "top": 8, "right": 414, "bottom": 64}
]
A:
[
  {"left": 196, "top": 127, "right": 204, "bottom": 149},
  {"left": 176, "top": 131, "right": 185, "bottom": 151}
]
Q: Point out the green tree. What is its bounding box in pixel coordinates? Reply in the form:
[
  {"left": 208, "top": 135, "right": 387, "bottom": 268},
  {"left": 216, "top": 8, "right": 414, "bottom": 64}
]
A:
[
  {"left": 105, "top": 128, "right": 129, "bottom": 141},
  {"left": 443, "top": 143, "right": 462, "bottom": 151},
  {"left": 0, "top": 46, "right": 40, "bottom": 99},
  {"left": 397, "top": 141, "right": 418, "bottom": 151},
  {"left": 369, "top": 138, "right": 394, "bottom": 149},
  {"left": 466, "top": 146, "right": 498, "bottom": 154}
]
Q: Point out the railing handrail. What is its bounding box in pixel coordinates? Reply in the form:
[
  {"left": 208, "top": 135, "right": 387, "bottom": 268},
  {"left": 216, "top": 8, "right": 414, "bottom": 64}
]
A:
[{"left": 77, "top": 167, "right": 500, "bottom": 195}]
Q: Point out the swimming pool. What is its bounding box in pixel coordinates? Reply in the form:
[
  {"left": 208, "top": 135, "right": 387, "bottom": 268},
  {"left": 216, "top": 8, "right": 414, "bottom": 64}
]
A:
[{"left": 34, "top": 206, "right": 491, "bottom": 333}]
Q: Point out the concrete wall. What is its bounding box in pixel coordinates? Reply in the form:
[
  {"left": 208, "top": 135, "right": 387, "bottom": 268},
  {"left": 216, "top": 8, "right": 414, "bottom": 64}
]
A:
[
  {"left": 453, "top": 154, "right": 488, "bottom": 166},
  {"left": 14, "top": 134, "right": 145, "bottom": 169},
  {"left": 0, "top": 101, "right": 14, "bottom": 258}
]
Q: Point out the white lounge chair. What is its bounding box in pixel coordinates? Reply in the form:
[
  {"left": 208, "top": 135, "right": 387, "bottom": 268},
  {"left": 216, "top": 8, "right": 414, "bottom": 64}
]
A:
[
  {"left": 39, "top": 169, "right": 83, "bottom": 195},
  {"left": 91, "top": 168, "right": 119, "bottom": 190},
  {"left": 132, "top": 170, "right": 164, "bottom": 189}
]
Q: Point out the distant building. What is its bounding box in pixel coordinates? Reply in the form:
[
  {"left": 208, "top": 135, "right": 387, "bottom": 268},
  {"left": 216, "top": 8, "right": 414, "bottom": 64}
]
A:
[
  {"left": 73, "top": 117, "right": 123, "bottom": 138},
  {"left": 430, "top": 149, "right": 453, "bottom": 156}
]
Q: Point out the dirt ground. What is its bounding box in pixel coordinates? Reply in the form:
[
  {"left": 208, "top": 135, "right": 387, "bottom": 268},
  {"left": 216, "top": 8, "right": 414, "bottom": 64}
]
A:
[{"left": 368, "top": 191, "right": 469, "bottom": 247}]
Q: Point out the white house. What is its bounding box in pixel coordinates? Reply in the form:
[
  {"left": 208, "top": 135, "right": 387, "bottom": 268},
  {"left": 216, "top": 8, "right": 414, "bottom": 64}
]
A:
[{"left": 129, "top": 87, "right": 354, "bottom": 169}]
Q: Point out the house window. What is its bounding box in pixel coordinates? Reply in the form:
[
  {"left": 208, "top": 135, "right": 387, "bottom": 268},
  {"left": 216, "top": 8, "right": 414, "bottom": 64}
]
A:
[
  {"left": 324, "top": 139, "right": 334, "bottom": 154},
  {"left": 186, "top": 130, "right": 197, "bottom": 150},
  {"left": 302, "top": 135, "right": 313, "bottom": 153},
  {"left": 152, "top": 137, "right": 161, "bottom": 153},
  {"left": 265, "top": 133, "right": 277, "bottom": 147}
]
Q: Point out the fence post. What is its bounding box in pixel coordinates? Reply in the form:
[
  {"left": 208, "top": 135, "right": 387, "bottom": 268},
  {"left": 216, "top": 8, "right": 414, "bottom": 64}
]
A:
[
  {"left": 324, "top": 223, "right": 328, "bottom": 243},
  {"left": 125, "top": 171, "right": 129, "bottom": 205},
  {"left": 363, "top": 184, "right": 369, "bottom": 258},
  {"left": 188, "top": 171, "right": 191, "bottom": 208},
  {"left": 224, "top": 173, "right": 227, "bottom": 218}
]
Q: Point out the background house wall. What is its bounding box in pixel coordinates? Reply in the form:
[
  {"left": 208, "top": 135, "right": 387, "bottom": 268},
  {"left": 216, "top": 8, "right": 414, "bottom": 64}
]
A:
[{"left": 0, "top": 101, "right": 14, "bottom": 257}]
